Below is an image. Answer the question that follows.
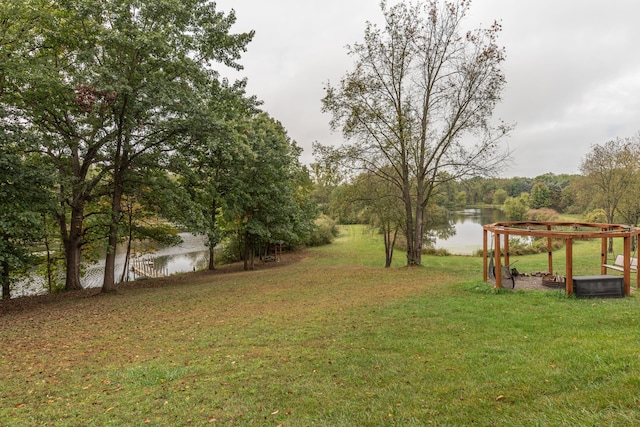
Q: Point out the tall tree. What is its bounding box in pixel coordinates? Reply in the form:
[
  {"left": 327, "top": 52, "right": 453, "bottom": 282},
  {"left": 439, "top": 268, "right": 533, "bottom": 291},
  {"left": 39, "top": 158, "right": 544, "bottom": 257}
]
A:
[
  {"left": 321, "top": 0, "right": 511, "bottom": 266},
  {"left": 578, "top": 136, "right": 640, "bottom": 252},
  {"left": 2, "top": 0, "right": 253, "bottom": 291},
  {"left": 176, "top": 79, "right": 259, "bottom": 270},
  {"left": 530, "top": 182, "right": 551, "bottom": 209},
  {"left": 578, "top": 137, "right": 639, "bottom": 222},
  {"left": 91, "top": 0, "right": 254, "bottom": 292},
  {"left": 225, "top": 113, "right": 316, "bottom": 270}
]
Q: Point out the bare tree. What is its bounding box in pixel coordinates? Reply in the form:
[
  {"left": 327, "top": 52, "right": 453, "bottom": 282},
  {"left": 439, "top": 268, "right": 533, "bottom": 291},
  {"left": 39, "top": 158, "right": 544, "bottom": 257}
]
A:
[{"left": 321, "top": 0, "right": 511, "bottom": 266}]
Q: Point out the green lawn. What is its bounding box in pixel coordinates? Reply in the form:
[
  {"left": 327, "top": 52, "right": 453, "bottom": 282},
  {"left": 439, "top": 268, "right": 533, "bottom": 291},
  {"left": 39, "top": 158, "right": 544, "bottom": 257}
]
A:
[{"left": 2, "top": 225, "right": 640, "bottom": 426}]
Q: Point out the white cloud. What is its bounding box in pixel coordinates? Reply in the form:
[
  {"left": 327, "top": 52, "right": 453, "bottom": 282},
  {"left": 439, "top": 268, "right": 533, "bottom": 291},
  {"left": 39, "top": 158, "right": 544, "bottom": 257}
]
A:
[{"left": 215, "top": 0, "right": 640, "bottom": 177}]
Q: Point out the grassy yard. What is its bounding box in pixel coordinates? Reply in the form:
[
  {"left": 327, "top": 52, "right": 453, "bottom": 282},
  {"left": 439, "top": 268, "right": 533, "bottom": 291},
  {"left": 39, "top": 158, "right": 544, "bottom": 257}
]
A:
[{"left": 2, "top": 225, "right": 640, "bottom": 426}]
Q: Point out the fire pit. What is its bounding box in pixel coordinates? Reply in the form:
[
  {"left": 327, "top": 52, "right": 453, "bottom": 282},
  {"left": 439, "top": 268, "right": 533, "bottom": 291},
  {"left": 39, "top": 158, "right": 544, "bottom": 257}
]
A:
[{"left": 541, "top": 274, "right": 565, "bottom": 289}]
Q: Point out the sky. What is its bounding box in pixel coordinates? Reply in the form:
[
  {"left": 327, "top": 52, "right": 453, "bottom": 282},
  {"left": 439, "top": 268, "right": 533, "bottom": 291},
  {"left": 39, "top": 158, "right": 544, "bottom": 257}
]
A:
[{"left": 213, "top": 0, "right": 640, "bottom": 178}]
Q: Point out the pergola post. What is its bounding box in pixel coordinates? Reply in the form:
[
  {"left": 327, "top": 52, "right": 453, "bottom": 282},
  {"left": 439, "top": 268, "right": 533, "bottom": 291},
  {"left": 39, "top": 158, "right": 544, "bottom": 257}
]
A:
[
  {"left": 494, "top": 231, "right": 502, "bottom": 289},
  {"left": 600, "top": 232, "right": 607, "bottom": 275},
  {"left": 483, "top": 229, "right": 488, "bottom": 281},
  {"left": 565, "top": 238, "right": 573, "bottom": 295},
  {"left": 504, "top": 233, "right": 510, "bottom": 269},
  {"left": 546, "top": 224, "right": 553, "bottom": 274},
  {"left": 624, "top": 235, "right": 631, "bottom": 296}
]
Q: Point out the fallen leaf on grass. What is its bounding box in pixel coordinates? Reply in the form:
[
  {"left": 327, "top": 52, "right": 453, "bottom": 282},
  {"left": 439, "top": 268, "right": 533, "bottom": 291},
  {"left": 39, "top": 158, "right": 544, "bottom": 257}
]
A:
[{"left": 495, "top": 395, "right": 504, "bottom": 401}]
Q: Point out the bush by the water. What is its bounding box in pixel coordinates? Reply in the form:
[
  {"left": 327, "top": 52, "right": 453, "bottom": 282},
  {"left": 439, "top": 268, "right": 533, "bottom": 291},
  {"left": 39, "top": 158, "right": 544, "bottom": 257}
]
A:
[
  {"left": 475, "top": 236, "right": 564, "bottom": 256},
  {"left": 305, "top": 215, "right": 339, "bottom": 247},
  {"left": 526, "top": 208, "right": 559, "bottom": 222}
]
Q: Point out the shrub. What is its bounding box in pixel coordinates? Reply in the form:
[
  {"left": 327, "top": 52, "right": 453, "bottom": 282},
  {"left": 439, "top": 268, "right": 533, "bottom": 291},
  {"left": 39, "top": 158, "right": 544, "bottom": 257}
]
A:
[
  {"left": 423, "top": 246, "right": 451, "bottom": 256},
  {"left": 582, "top": 208, "right": 607, "bottom": 223},
  {"left": 305, "top": 215, "right": 339, "bottom": 247},
  {"left": 526, "top": 208, "right": 559, "bottom": 222},
  {"left": 475, "top": 237, "right": 564, "bottom": 256},
  {"left": 503, "top": 193, "right": 529, "bottom": 220}
]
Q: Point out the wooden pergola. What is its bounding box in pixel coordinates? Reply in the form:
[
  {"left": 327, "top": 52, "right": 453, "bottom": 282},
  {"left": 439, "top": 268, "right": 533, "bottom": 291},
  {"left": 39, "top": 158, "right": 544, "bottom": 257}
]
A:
[{"left": 483, "top": 221, "right": 640, "bottom": 295}]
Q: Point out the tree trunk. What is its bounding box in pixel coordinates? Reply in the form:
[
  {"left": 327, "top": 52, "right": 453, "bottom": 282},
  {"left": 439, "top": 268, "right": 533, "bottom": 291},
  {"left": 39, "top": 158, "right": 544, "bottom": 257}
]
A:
[
  {"left": 103, "top": 136, "right": 126, "bottom": 292},
  {"left": 120, "top": 204, "right": 133, "bottom": 283},
  {"left": 43, "top": 216, "right": 54, "bottom": 293},
  {"left": 250, "top": 236, "right": 255, "bottom": 269},
  {"left": 412, "top": 202, "right": 424, "bottom": 266},
  {"left": 103, "top": 181, "right": 123, "bottom": 293},
  {"left": 208, "top": 198, "right": 217, "bottom": 270},
  {"left": 1, "top": 260, "right": 10, "bottom": 300},
  {"left": 383, "top": 222, "right": 398, "bottom": 268},
  {"left": 208, "top": 248, "right": 215, "bottom": 271},
  {"left": 60, "top": 205, "right": 84, "bottom": 291},
  {"left": 243, "top": 230, "right": 250, "bottom": 271},
  {"left": 402, "top": 169, "right": 418, "bottom": 266}
]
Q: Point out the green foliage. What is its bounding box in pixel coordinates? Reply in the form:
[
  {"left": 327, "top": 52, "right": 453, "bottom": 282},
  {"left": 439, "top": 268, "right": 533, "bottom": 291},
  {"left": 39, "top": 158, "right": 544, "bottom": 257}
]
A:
[
  {"left": 503, "top": 193, "right": 530, "bottom": 220},
  {"left": 498, "top": 236, "right": 564, "bottom": 256},
  {"left": 0, "top": 133, "right": 54, "bottom": 298},
  {"left": 0, "top": 0, "right": 322, "bottom": 286},
  {"left": 530, "top": 181, "right": 551, "bottom": 208},
  {"left": 423, "top": 247, "right": 452, "bottom": 256},
  {"left": 582, "top": 208, "right": 607, "bottom": 223},
  {"left": 321, "top": 0, "right": 511, "bottom": 266},
  {"left": 455, "top": 190, "right": 467, "bottom": 207},
  {"left": 460, "top": 174, "right": 579, "bottom": 212},
  {"left": 577, "top": 136, "right": 640, "bottom": 223},
  {"left": 492, "top": 188, "right": 508, "bottom": 205},
  {"left": 304, "top": 215, "right": 339, "bottom": 247}
]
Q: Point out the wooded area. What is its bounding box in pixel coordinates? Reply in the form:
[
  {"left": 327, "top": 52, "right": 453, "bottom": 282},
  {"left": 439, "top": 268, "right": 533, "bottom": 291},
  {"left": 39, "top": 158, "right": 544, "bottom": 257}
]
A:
[
  {"left": 2, "top": 0, "right": 639, "bottom": 300},
  {"left": 0, "top": 0, "right": 319, "bottom": 299}
]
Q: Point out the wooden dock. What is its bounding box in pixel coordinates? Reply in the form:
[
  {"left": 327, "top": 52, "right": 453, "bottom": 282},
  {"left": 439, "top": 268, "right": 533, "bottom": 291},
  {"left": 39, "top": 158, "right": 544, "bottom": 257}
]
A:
[{"left": 130, "top": 257, "right": 167, "bottom": 279}]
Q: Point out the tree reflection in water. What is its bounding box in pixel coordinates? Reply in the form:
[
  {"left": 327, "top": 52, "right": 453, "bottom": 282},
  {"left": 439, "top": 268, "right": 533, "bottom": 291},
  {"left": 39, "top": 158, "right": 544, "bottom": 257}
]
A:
[{"left": 425, "top": 208, "right": 507, "bottom": 255}]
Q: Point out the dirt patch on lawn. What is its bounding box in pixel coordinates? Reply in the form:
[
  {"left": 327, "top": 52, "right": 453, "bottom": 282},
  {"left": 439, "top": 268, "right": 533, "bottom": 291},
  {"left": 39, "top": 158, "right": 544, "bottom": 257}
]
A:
[{"left": 488, "top": 274, "right": 567, "bottom": 291}]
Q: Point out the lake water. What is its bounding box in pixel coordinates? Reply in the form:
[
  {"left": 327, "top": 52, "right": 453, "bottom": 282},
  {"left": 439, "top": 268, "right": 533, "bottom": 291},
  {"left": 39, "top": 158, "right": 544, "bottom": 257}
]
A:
[
  {"left": 13, "top": 233, "right": 209, "bottom": 298},
  {"left": 13, "top": 208, "right": 503, "bottom": 297},
  {"left": 427, "top": 208, "right": 507, "bottom": 255},
  {"left": 81, "top": 232, "right": 210, "bottom": 286}
]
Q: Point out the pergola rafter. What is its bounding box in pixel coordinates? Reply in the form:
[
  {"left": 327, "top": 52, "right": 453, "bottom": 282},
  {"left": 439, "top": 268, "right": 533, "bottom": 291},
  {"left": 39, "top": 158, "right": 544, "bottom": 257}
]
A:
[{"left": 483, "top": 221, "right": 640, "bottom": 295}]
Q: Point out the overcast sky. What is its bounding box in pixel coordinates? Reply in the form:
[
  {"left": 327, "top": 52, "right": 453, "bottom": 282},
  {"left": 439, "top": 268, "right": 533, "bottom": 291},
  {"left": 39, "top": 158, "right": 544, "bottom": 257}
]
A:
[{"left": 214, "top": 0, "right": 640, "bottom": 178}]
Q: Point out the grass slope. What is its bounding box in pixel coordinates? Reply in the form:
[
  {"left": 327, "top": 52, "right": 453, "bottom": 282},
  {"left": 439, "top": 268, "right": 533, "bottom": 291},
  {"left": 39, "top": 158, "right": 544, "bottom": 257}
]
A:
[{"left": 1, "top": 225, "right": 640, "bottom": 426}]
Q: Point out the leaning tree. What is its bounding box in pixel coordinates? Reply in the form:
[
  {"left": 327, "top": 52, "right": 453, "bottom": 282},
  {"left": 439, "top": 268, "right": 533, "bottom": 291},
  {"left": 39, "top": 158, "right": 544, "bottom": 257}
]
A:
[{"left": 321, "top": 0, "right": 511, "bottom": 266}]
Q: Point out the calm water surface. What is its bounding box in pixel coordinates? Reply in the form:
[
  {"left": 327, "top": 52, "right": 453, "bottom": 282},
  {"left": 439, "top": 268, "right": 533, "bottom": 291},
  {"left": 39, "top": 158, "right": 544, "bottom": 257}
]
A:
[
  {"left": 427, "top": 208, "right": 507, "bottom": 255},
  {"left": 14, "top": 208, "right": 504, "bottom": 297},
  {"left": 14, "top": 233, "right": 209, "bottom": 298}
]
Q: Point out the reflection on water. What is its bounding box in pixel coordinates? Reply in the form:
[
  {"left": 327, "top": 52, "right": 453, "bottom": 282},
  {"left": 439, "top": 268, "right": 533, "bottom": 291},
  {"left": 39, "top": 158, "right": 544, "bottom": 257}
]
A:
[
  {"left": 427, "top": 208, "right": 507, "bottom": 255},
  {"left": 83, "top": 232, "right": 209, "bottom": 286},
  {"left": 14, "top": 211, "right": 504, "bottom": 297},
  {"left": 14, "top": 233, "right": 209, "bottom": 298}
]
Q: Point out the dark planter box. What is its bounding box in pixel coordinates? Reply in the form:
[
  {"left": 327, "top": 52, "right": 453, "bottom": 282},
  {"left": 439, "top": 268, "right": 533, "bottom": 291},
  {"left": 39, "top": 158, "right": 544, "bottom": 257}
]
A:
[{"left": 573, "top": 275, "right": 624, "bottom": 298}]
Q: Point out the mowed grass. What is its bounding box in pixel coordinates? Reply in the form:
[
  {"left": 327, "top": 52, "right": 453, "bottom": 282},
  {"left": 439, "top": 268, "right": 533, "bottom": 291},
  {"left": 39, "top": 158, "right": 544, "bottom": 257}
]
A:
[{"left": 2, "top": 225, "right": 640, "bottom": 426}]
